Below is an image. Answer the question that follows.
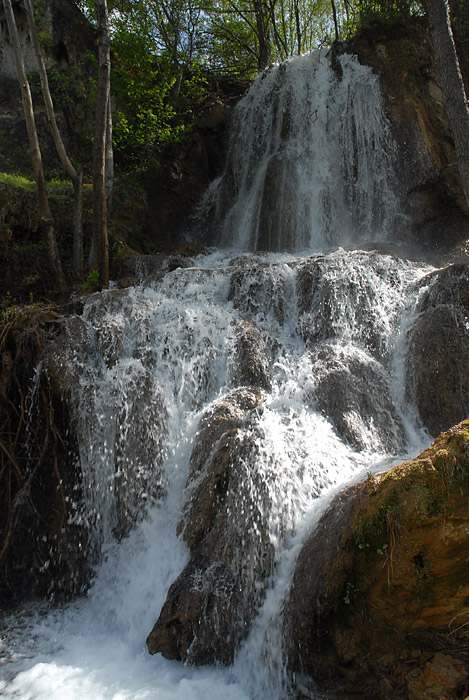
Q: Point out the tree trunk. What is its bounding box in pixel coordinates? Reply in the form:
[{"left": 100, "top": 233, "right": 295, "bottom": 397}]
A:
[
  {"left": 23, "top": 0, "right": 84, "bottom": 274},
  {"left": 331, "top": 0, "right": 340, "bottom": 42},
  {"left": 105, "top": 97, "right": 114, "bottom": 215},
  {"left": 2, "top": 0, "right": 65, "bottom": 292},
  {"left": 73, "top": 170, "right": 84, "bottom": 274},
  {"left": 294, "top": 0, "right": 301, "bottom": 54},
  {"left": 91, "top": 0, "right": 111, "bottom": 287},
  {"left": 425, "top": 0, "right": 469, "bottom": 209},
  {"left": 253, "top": 0, "right": 270, "bottom": 70}
]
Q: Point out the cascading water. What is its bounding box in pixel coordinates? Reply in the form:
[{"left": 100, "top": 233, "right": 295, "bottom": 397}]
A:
[
  {"left": 198, "top": 51, "right": 399, "bottom": 251},
  {"left": 1, "top": 50, "right": 437, "bottom": 700}
]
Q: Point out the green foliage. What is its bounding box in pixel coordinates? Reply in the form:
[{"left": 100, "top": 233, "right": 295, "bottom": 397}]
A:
[
  {"left": 82, "top": 269, "right": 101, "bottom": 292},
  {"left": 0, "top": 172, "right": 71, "bottom": 190},
  {"left": 353, "top": 0, "right": 424, "bottom": 28},
  {"left": 0, "top": 172, "right": 36, "bottom": 190},
  {"left": 111, "top": 28, "right": 206, "bottom": 162}
]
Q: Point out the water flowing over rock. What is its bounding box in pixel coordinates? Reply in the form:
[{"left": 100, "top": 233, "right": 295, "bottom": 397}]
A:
[
  {"left": 232, "top": 320, "right": 272, "bottom": 390},
  {"left": 311, "top": 343, "right": 406, "bottom": 452},
  {"left": 198, "top": 52, "right": 399, "bottom": 252},
  {"left": 142, "top": 249, "right": 435, "bottom": 668},
  {"left": 147, "top": 388, "right": 270, "bottom": 664},
  {"left": 286, "top": 419, "right": 469, "bottom": 700}
]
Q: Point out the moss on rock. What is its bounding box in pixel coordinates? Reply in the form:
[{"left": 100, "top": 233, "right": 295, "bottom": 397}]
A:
[{"left": 286, "top": 419, "right": 469, "bottom": 700}]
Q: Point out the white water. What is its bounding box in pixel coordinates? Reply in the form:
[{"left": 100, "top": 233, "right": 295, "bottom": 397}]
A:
[
  {"left": 1, "top": 50, "right": 436, "bottom": 700},
  {"left": 198, "top": 52, "right": 399, "bottom": 251}
]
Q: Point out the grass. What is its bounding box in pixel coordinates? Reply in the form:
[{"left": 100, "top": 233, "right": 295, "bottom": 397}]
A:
[
  {"left": 0, "top": 171, "right": 36, "bottom": 190},
  {"left": 0, "top": 171, "right": 72, "bottom": 190}
]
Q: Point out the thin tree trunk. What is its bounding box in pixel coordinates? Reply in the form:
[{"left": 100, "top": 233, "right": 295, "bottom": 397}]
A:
[
  {"left": 294, "top": 0, "right": 301, "bottom": 54},
  {"left": 331, "top": 0, "right": 340, "bottom": 42},
  {"left": 267, "top": 0, "right": 288, "bottom": 59},
  {"left": 105, "top": 97, "right": 114, "bottom": 215},
  {"left": 2, "top": 0, "right": 65, "bottom": 292},
  {"left": 254, "top": 0, "right": 270, "bottom": 70},
  {"left": 73, "top": 170, "right": 84, "bottom": 273},
  {"left": 425, "top": 0, "right": 469, "bottom": 209},
  {"left": 91, "top": 0, "right": 111, "bottom": 286},
  {"left": 23, "top": 0, "right": 84, "bottom": 274}
]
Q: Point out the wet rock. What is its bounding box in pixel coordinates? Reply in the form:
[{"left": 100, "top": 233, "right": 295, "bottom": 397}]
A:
[
  {"left": 145, "top": 552, "right": 242, "bottom": 665},
  {"left": 311, "top": 343, "right": 406, "bottom": 452},
  {"left": 232, "top": 319, "right": 271, "bottom": 390},
  {"left": 286, "top": 419, "right": 469, "bottom": 699},
  {"left": 0, "top": 309, "right": 90, "bottom": 600},
  {"left": 296, "top": 252, "right": 409, "bottom": 360},
  {"left": 147, "top": 387, "right": 275, "bottom": 665},
  {"left": 43, "top": 303, "right": 169, "bottom": 542},
  {"left": 228, "top": 260, "right": 285, "bottom": 323},
  {"left": 348, "top": 19, "right": 469, "bottom": 255},
  {"left": 406, "top": 652, "right": 468, "bottom": 700},
  {"left": 120, "top": 253, "right": 192, "bottom": 279},
  {"left": 113, "top": 368, "right": 167, "bottom": 538},
  {"left": 407, "top": 264, "right": 469, "bottom": 436},
  {"left": 42, "top": 315, "right": 92, "bottom": 400}
]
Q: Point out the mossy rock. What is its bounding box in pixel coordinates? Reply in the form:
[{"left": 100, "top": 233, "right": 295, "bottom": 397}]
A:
[{"left": 286, "top": 419, "right": 469, "bottom": 700}]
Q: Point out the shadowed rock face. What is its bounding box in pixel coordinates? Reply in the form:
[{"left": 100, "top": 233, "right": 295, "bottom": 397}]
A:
[
  {"left": 232, "top": 319, "right": 271, "bottom": 390},
  {"left": 406, "top": 263, "right": 469, "bottom": 436},
  {"left": 0, "top": 310, "right": 90, "bottom": 601},
  {"left": 311, "top": 343, "right": 406, "bottom": 452},
  {"left": 349, "top": 18, "right": 469, "bottom": 259},
  {"left": 146, "top": 387, "right": 275, "bottom": 665},
  {"left": 285, "top": 419, "right": 469, "bottom": 700}
]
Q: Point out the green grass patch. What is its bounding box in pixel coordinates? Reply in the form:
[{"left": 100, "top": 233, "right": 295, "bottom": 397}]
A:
[
  {"left": 0, "top": 172, "right": 36, "bottom": 190},
  {"left": 0, "top": 172, "right": 72, "bottom": 190}
]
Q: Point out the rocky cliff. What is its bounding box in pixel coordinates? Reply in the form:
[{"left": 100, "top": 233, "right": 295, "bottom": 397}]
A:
[{"left": 350, "top": 18, "right": 468, "bottom": 261}]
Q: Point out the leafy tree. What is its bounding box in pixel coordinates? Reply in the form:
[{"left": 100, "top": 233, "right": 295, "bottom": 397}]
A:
[{"left": 352, "top": 0, "right": 423, "bottom": 25}]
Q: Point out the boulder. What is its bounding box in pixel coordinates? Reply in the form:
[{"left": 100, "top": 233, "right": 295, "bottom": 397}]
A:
[
  {"left": 311, "top": 342, "right": 406, "bottom": 452},
  {"left": 407, "top": 264, "right": 469, "bottom": 436},
  {"left": 146, "top": 387, "right": 275, "bottom": 665},
  {"left": 286, "top": 419, "right": 469, "bottom": 699},
  {"left": 232, "top": 319, "right": 271, "bottom": 390}
]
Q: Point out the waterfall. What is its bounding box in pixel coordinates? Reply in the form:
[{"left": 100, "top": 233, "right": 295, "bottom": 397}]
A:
[
  {"left": 0, "top": 50, "right": 438, "bottom": 700},
  {"left": 198, "top": 51, "right": 399, "bottom": 252}
]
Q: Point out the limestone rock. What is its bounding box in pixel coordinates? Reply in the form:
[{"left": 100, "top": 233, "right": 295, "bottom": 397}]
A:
[
  {"left": 286, "top": 419, "right": 469, "bottom": 699},
  {"left": 349, "top": 19, "right": 469, "bottom": 256},
  {"left": 311, "top": 343, "right": 406, "bottom": 452},
  {"left": 146, "top": 387, "right": 275, "bottom": 665},
  {"left": 232, "top": 319, "right": 271, "bottom": 390},
  {"left": 407, "top": 263, "right": 469, "bottom": 436}
]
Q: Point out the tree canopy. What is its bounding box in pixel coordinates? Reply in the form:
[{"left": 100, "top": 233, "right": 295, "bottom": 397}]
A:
[{"left": 73, "top": 0, "right": 428, "bottom": 161}]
